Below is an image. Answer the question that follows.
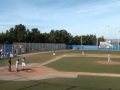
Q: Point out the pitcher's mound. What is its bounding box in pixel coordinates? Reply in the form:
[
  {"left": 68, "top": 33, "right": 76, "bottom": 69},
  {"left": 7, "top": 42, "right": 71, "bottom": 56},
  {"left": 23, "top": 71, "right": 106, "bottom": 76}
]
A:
[{"left": 97, "top": 61, "right": 120, "bottom": 65}]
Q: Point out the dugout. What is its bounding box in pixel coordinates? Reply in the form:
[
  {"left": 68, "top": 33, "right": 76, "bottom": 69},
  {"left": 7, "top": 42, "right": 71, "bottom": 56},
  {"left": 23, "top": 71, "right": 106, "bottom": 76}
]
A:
[
  {"left": 20, "top": 45, "right": 26, "bottom": 54},
  {"left": 14, "top": 45, "right": 26, "bottom": 54},
  {"left": 14, "top": 45, "right": 20, "bottom": 54}
]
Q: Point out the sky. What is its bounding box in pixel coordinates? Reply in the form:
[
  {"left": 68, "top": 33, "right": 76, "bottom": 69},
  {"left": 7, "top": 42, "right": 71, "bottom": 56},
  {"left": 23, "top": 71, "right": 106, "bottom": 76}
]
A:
[{"left": 0, "top": 0, "right": 120, "bottom": 39}]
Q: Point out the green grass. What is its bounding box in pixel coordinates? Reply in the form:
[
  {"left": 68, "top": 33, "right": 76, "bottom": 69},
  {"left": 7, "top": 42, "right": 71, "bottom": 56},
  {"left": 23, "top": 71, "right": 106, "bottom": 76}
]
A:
[
  {"left": 0, "top": 52, "right": 55, "bottom": 67},
  {"left": 0, "top": 50, "right": 75, "bottom": 67},
  {"left": 1, "top": 50, "right": 120, "bottom": 67},
  {"left": 77, "top": 50, "right": 120, "bottom": 54},
  {"left": 55, "top": 50, "right": 120, "bottom": 56},
  {"left": 0, "top": 76, "right": 120, "bottom": 90},
  {"left": 46, "top": 57, "right": 120, "bottom": 74}
]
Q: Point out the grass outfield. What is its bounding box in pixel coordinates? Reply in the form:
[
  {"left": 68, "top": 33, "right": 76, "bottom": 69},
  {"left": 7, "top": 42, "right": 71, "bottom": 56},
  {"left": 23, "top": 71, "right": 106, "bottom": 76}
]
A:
[
  {"left": 0, "top": 76, "right": 120, "bottom": 90},
  {"left": 46, "top": 57, "right": 120, "bottom": 74}
]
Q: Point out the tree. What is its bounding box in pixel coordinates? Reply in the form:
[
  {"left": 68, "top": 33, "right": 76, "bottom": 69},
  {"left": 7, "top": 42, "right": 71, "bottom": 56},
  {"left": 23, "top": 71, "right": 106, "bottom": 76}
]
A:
[
  {"left": 98, "top": 36, "right": 105, "bottom": 45},
  {"left": 0, "top": 24, "right": 105, "bottom": 45},
  {"left": 30, "top": 28, "right": 41, "bottom": 43},
  {"left": 14, "top": 24, "right": 26, "bottom": 42}
]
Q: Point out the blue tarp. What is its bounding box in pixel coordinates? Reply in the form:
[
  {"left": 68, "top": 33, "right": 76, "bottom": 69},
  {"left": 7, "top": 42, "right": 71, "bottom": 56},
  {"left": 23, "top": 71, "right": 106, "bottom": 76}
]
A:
[{"left": 0, "top": 44, "right": 13, "bottom": 53}]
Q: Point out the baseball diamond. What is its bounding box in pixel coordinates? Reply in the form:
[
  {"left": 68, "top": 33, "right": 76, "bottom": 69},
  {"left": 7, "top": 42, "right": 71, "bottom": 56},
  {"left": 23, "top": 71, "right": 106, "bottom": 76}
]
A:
[{"left": 1, "top": 50, "right": 120, "bottom": 90}]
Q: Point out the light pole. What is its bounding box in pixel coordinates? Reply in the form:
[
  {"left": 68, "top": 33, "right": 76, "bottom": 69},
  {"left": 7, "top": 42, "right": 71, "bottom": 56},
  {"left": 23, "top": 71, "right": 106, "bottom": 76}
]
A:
[
  {"left": 96, "top": 37, "right": 98, "bottom": 46},
  {"left": 81, "top": 35, "right": 82, "bottom": 46},
  {"left": 118, "top": 30, "right": 120, "bottom": 50},
  {"left": 81, "top": 35, "right": 82, "bottom": 49},
  {"left": 107, "top": 25, "right": 109, "bottom": 38}
]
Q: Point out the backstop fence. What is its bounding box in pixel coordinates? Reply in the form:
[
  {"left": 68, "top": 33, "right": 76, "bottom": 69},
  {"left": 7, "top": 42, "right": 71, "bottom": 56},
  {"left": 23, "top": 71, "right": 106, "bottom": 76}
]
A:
[{"left": 13, "top": 43, "right": 66, "bottom": 54}]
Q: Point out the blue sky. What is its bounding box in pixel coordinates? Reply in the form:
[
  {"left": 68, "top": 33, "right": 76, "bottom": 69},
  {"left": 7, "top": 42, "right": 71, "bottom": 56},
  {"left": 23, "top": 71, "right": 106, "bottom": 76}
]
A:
[{"left": 0, "top": 0, "right": 120, "bottom": 39}]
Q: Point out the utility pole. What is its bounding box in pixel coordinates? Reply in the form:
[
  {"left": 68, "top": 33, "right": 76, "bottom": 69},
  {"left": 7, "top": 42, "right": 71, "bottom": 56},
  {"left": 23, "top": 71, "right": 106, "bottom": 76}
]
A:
[
  {"left": 81, "top": 35, "right": 82, "bottom": 46},
  {"left": 96, "top": 37, "right": 98, "bottom": 46}
]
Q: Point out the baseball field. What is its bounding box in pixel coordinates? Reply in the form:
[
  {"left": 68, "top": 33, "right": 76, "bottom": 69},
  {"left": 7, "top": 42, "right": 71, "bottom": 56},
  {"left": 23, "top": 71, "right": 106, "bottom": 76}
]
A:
[{"left": 0, "top": 50, "right": 120, "bottom": 90}]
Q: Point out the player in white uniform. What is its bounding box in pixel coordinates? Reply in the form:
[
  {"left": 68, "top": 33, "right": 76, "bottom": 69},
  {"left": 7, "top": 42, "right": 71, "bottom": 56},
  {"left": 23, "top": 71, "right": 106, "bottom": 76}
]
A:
[
  {"left": 108, "top": 53, "right": 111, "bottom": 62},
  {"left": 22, "top": 57, "right": 26, "bottom": 70},
  {"left": 53, "top": 51, "right": 55, "bottom": 56},
  {"left": 82, "top": 51, "right": 84, "bottom": 55},
  {"left": 15, "top": 59, "right": 19, "bottom": 72}
]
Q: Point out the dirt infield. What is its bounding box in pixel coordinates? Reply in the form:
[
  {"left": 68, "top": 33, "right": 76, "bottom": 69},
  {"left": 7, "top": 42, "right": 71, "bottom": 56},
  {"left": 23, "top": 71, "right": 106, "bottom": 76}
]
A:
[{"left": 1, "top": 53, "right": 120, "bottom": 81}]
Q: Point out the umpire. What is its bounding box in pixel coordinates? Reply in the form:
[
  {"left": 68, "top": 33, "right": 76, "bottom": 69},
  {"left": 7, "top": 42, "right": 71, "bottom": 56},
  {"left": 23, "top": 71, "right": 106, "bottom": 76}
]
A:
[{"left": 8, "top": 58, "right": 11, "bottom": 72}]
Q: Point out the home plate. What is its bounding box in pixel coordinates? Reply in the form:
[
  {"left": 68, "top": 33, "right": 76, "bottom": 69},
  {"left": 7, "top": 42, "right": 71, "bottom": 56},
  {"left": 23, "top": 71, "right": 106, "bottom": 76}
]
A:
[{"left": 28, "top": 70, "right": 32, "bottom": 72}]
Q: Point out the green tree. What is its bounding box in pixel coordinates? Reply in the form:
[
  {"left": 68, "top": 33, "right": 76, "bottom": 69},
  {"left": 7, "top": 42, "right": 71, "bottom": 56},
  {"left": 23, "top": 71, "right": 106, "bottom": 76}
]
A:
[
  {"left": 0, "top": 24, "right": 105, "bottom": 45},
  {"left": 14, "top": 24, "right": 26, "bottom": 42}
]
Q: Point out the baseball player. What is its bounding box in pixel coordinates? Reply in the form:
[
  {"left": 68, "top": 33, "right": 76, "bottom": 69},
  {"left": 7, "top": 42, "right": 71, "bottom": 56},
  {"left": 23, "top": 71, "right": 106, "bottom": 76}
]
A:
[
  {"left": 8, "top": 58, "right": 11, "bottom": 72},
  {"left": 108, "top": 53, "right": 111, "bottom": 62},
  {"left": 15, "top": 59, "right": 19, "bottom": 72},
  {"left": 82, "top": 51, "right": 84, "bottom": 55},
  {"left": 22, "top": 57, "right": 26, "bottom": 70},
  {"left": 53, "top": 51, "right": 55, "bottom": 56}
]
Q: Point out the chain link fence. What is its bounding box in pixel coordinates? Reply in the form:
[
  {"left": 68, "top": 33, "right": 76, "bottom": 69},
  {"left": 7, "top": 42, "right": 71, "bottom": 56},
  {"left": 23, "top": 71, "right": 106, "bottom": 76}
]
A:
[{"left": 13, "top": 42, "right": 66, "bottom": 54}]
